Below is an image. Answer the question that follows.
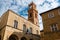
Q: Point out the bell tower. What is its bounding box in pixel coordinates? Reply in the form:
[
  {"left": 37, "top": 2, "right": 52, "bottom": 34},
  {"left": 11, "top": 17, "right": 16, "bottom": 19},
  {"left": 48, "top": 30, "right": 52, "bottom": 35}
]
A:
[{"left": 28, "top": 2, "right": 39, "bottom": 26}]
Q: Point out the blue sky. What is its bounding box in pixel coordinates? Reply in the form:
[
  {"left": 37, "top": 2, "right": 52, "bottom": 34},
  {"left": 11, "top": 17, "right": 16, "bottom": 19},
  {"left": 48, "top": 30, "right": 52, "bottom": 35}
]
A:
[{"left": 0, "top": 0, "right": 60, "bottom": 30}]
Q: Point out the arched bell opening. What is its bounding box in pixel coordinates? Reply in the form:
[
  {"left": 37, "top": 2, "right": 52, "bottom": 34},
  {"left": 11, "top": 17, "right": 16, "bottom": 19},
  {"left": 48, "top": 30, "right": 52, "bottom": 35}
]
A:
[
  {"left": 21, "top": 37, "right": 27, "bottom": 40},
  {"left": 9, "top": 34, "right": 18, "bottom": 40},
  {"left": 30, "top": 39, "right": 33, "bottom": 40}
]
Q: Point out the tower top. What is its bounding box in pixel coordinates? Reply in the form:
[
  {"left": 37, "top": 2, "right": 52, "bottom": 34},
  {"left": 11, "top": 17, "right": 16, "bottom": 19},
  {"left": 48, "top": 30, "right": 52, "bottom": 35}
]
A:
[
  {"left": 28, "top": 2, "right": 37, "bottom": 11},
  {"left": 29, "top": 2, "right": 36, "bottom": 7}
]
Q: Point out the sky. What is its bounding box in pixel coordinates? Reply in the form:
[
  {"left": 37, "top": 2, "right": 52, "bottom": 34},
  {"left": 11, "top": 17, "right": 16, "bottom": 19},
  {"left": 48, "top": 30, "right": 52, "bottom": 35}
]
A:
[{"left": 0, "top": 0, "right": 60, "bottom": 30}]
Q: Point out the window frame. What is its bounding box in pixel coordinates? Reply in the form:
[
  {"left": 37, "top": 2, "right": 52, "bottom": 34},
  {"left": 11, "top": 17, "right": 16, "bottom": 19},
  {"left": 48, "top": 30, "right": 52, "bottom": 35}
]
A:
[
  {"left": 23, "top": 24, "right": 26, "bottom": 32},
  {"left": 50, "top": 24, "right": 58, "bottom": 32},
  {"left": 14, "top": 20, "right": 18, "bottom": 29}
]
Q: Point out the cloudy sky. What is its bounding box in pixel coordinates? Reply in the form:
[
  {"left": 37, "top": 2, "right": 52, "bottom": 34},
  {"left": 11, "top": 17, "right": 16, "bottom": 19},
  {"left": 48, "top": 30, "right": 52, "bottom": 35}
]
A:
[{"left": 0, "top": 0, "right": 60, "bottom": 30}]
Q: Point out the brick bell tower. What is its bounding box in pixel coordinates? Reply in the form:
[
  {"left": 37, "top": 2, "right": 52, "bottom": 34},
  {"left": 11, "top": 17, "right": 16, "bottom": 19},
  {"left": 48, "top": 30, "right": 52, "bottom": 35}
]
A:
[{"left": 28, "top": 2, "right": 39, "bottom": 26}]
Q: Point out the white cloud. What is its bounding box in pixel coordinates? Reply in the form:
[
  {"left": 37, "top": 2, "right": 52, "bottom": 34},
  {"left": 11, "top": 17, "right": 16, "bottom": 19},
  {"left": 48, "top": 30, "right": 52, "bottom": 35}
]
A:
[
  {"left": 51, "top": 1, "right": 59, "bottom": 8},
  {"left": 47, "top": 0, "right": 55, "bottom": 2},
  {"left": 9, "top": 5, "right": 19, "bottom": 13},
  {"left": 33, "top": 0, "right": 45, "bottom": 5}
]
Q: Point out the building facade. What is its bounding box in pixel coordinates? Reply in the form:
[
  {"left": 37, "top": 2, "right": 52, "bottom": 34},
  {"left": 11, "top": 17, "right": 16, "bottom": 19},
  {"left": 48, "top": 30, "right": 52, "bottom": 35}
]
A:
[
  {"left": 40, "top": 7, "right": 60, "bottom": 40},
  {"left": 0, "top": 2, "right": 40, "bottom": 40}
]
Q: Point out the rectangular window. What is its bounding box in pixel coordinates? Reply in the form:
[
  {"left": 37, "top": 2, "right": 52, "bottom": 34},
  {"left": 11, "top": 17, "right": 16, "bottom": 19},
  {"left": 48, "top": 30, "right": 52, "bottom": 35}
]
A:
[
  {"left": 23, "top": 25, "right": 26, "bottom": 32},
  {"left": 50, "top": 24, "right": 58, "bottom": 32},
  {"left": 14, "top": 20, "right": 18, "bottom": 29},
  {"left": 48, "top": 12, "right": 54, "bottom": 18}
]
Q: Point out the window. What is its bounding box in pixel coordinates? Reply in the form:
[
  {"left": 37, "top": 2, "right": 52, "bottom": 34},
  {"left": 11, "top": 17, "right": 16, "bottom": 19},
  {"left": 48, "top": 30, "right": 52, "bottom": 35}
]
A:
[
  {"left": 26, "top": 29, "right": 29, "bottom": 33},
  {"left": 29, "top": 13, "right": 32, "bottom": 17},
  {"left": 58, "top": 9, "right": 60, "bottom": 15},
  {"left": 50, "top": 24, "right": 58, "bottom": 32},
  {"left": 36, "top": 30, "right": 39, "bottom": 34},
  {"left": 30, "top": 6, "right": 32, "bottom": 8},
  {"left": 48, "top": 12, "right": 54, "bottom": 18},
  {"left": 27, "top": 29, "right": 29, "bottom": 33},
  {"left": 29, "top": 27, "right": 32, "bottom": 34},
  {"left": 23, "top": 24, "right": 26, "bottom": 32},
  {"left": 35, "top": 13, "right": 37, "bottom": 18},
  {"left": 26, "top": 27, "right": 32, "bottom": 34},
  {"left": 14, "top": 20, "right": 18, "bottom": 29}
]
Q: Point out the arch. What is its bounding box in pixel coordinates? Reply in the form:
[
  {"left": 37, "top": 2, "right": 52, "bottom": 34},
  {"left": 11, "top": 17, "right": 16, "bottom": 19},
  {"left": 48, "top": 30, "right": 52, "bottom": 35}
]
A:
[
  {"left": 21, "top": 37, "right": 27, "bottom": 40},
  {"left": 9, "top": 34, "right": 18, "bottom": 40}
]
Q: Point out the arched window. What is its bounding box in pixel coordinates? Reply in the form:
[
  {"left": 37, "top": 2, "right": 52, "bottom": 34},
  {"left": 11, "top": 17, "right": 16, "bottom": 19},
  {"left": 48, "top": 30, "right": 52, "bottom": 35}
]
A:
[
  {"left": 30, "top": 6, "right": 32, "bottom": 8},
  {"left": 21, "top": 37, "right": 27, "bottom": 40},
  {"left": 14, "top": 20, "right": 18, "bottom": 29},
  {"left": 26, "top": 29, "right": 30, "bottom": 34},
  {"left": 29, "top": 13, "right": 32, "bottom": 17},
  {"left": 23, "top": 24, "right": 26, "bottom": 32}
]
